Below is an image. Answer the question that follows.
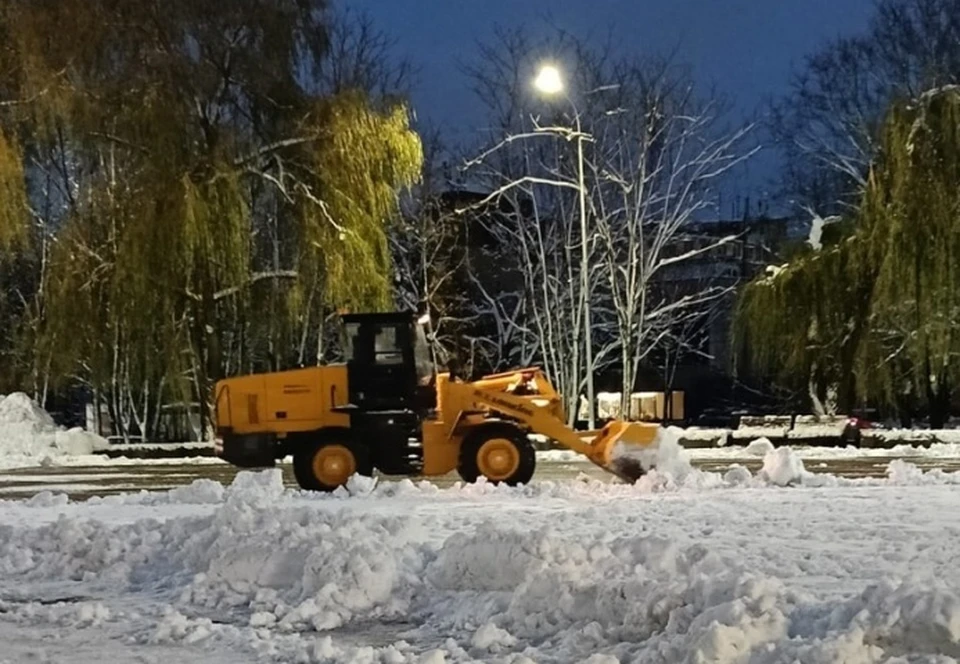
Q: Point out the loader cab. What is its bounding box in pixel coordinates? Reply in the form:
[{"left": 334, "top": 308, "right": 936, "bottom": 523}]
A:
[{"left": 340, "top": 311, "right": 436, "bottom": 413}]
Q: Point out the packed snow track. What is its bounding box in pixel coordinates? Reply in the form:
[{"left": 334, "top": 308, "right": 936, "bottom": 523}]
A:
[{"left": 2, "top": 440, "right": 960, "bottom": 663}]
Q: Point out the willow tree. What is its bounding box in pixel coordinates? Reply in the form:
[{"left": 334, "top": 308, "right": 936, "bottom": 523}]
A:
[
  {"left": 0, "top": 130, "right": 25, "bottom": 251},
  {"left": 736, "top": 86, "right": 960, "bottom": 426},
  {"left": 855, "top": 87, "right": 960, "bottom": 425},
  {"left": 0, "top": 0, "right": 422, "bottom": 438},
  {"left": 0, "top": 125, "right": 30, "bottom": 394},
  {"left": 734, "top": 227, "right": 873, "bottom": 415}
]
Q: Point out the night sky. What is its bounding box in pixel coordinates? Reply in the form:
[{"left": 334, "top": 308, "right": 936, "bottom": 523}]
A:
[{"left": 354, "top": 0, "right": 877, "bottom": 215}]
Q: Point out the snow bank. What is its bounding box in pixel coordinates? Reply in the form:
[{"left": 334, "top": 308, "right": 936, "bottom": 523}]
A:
[
  {"left": 871, "top": 428, "right": 960, "bottom": 444},
  {"left": 564, "top": 423, "right": 960, "bottom": 494},
  {"left": 731, "top": 415, "right": 792, "bottom": 441},
  {"left": 679, "top": 426, "right": 730, "bottom": 446},
  {"left": 4, "top": 466, "right": 960, "bottom": 663},
  {"left": 787, "top": 415, "right": 851, "bottom": 439},
  {"left": 0, "top": 392, "right": 108, "bottom": 463}
]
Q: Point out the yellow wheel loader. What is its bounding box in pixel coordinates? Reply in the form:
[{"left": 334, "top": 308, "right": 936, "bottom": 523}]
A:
[{"left": 212, "top": 311, "right": 661, "bottom": 491}]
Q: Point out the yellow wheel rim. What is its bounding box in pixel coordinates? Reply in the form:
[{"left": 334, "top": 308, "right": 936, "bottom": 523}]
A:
[
  {"left": 312, "top": 444, "right": 356, "bottom": 487},
  {"left": 476, "top": 438, "right": 520, "bottom": 481}
]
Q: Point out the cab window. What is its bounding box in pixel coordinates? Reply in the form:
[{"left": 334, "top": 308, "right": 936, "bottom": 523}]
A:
[
  {"left": 373, "top": 325, "right": 404, "bottom": 365},
  {"left": 343, "top": 322, "right": 360, "bottom": 361},
  {"left": 413, "top": 323, "right": 434, "bottom": 383}
]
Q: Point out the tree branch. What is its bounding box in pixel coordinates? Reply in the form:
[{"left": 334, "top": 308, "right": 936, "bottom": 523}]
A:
[{"left": 213, "top": 270, "right": 299, "bottom": 301}]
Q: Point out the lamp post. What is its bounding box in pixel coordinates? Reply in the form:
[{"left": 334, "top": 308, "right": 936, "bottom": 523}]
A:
[{"left": 534, "top": 64, "right": 595, "bottom": 430}]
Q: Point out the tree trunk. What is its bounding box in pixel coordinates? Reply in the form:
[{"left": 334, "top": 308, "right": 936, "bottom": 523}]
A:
[
  {"left": 619, "top": 336, "right": 633, "bottom": 421},
  {"left": 808, "top": 362, "right": 826, "bottom": 417},
  {"left": 927, "top": 371, "right": 950, "bottom": 429}
]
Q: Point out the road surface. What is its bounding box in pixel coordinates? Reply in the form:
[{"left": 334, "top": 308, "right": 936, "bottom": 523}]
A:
[{"left": 2, "top": 448, "right": 960, "bottom": 500}]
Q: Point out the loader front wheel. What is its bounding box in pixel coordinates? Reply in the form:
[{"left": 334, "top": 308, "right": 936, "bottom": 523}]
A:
[
  {"left": 293, "top": 436, "right": 372, "bottom": 492},
  {"left": 458, "top": 424, "right": 536, "bottom": 486}
]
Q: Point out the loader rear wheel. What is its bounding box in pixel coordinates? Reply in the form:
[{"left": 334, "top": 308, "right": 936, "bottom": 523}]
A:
[
  {"left": 293, "top": 436, "right": 372, "bottom": 492},
  {"left": 458, "top": 423, "right": 536, "bottom": 486}
]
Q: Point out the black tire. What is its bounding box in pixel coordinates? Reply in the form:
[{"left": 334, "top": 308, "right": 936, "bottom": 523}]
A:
[
  {"left": 292, "top": 433, "right": 373, "bottom": 492},
  {"left": 457, "top": 422, "right": 536, "bottom": 486}
]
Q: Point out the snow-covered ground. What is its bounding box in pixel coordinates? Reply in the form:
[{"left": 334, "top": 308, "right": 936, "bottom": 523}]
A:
[
  {"left": 538, "top": 438, "right": 960, "bottom": 463},
  {"left": 688, "top": 437, "right": 960, "bottom": 462},
  {"left": 3, "top": 437, "right": 960, "bottom": 663},
  {"left": 3, "top": 396, "right": 960, "bottom": 660}
]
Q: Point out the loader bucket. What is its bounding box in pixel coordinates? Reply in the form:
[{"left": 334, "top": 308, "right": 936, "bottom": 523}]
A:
[{"left": 588, "top": 420, "right": 663, "bottom": 483}]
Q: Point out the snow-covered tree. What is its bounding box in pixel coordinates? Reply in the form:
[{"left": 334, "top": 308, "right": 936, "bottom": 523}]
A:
[
  {"left": 738, "top": 86, "right": 960, "bottom": 426},
  {"left": 586, "top": 63, "right": 755, "bottom": 416},
  {"left": 460, "top": 28, "right": 755, "bottom": 424}
]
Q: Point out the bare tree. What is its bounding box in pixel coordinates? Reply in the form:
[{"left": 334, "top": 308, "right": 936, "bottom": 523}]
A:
[
  {"left": 587, "top": 62, "right": 756, "bottom": 415},
  {"left": 312, "top": 5, "right": 418, "bottom": 98},
  {"left": 459, "top": 27, "right": 755, "bottom": 425},
  {"left": 390, "top": 129, "right": 476, "bottom": 373},
  {"left": 466, "top": 171, "right": 593, "bottom": 424},
  {"left": 770, "top": 0, "right": 960, "bottom": 214}
]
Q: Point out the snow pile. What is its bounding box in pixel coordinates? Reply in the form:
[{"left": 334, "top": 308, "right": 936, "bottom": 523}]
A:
[
  {"left": 610, "top": 428, "right": 821, "bottom": 491},
  {"left": 0, "top": 392, "right": 57, "bottom": 432},
  {"left": 1, "top": 599, "right": 113, "bottom": 630},
  {"left": 4, "top": 467, "right": 960, "bottom": 661},
  {"left": 723, "top": 464, "right": 753, "bottom": 485},
  {"left": 608, "top": 425, "right": 674, "bottom": 466},
  {"left": 471, "top": 622, "right": 517, "bottom": 652},
  {"left": 761, "top": 447, "right": 809, "bottom": 486},
  {"left": 0, "top": 392, "right": 108, "bottom": 462},
  {"left": 610, "top": 425, "right": 723, "bottom": 491},
  {"left": 638, "top": 425, "right": 694, "bottom": 477},
  {"left": 745, "top": 437, "right": 775, "bottom": 456},
  {"left": 883, "top": 458, "right": 960, "bottom": 486},
  {"left": 167, "top": 478, "right": 225, "bottom": 504},
  {"left": 425, "top": 525, "right": 797, "bottom": 660}
]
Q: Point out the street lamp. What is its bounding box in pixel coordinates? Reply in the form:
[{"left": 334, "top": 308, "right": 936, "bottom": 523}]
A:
[
  {"left": 533, "top": 64, "right": 564, "bottom": 95},
  {"left": 533, "top": 63, "right": 596, "bottom": 430}
]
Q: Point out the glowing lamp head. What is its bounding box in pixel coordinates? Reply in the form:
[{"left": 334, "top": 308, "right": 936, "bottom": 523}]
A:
[{"left": 534, "top": 64, "right": 564, "bottom": 95}]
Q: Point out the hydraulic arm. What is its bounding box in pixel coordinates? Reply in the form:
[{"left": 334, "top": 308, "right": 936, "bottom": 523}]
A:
[{"left": 439, "top": 369, "right": 660, "bottom": 482}]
